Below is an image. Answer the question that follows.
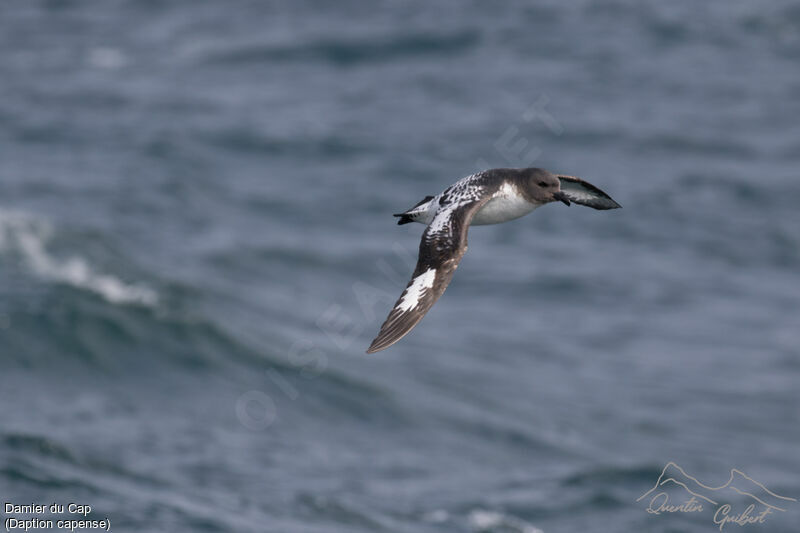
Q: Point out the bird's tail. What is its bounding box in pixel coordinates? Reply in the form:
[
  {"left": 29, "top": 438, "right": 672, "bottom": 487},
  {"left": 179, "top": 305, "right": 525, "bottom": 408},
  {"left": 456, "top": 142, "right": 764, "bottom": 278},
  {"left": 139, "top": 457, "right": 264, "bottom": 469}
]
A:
[{"left": 393, "top": 195, "right": 435, "bottom": 225}]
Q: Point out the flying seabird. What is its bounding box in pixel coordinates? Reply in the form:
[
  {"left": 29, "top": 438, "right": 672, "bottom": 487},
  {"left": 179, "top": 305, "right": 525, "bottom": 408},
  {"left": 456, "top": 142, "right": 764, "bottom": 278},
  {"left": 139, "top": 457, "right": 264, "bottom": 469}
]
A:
[{"left": 366, "top": 167, "right": 620, "bottom": 354}]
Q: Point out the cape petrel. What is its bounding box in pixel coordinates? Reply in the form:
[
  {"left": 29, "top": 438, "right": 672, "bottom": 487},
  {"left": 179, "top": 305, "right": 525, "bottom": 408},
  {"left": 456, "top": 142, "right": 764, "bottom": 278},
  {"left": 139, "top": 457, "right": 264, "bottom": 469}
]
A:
[{"left": 366, "top": 167, "right": 620, "bottom": 353}]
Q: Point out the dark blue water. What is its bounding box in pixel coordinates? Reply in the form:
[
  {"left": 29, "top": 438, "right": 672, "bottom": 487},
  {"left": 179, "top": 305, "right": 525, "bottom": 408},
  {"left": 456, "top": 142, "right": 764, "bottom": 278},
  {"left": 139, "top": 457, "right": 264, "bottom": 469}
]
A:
[{"left": 2, "top": 1, "right": 799, "bottom": 532}]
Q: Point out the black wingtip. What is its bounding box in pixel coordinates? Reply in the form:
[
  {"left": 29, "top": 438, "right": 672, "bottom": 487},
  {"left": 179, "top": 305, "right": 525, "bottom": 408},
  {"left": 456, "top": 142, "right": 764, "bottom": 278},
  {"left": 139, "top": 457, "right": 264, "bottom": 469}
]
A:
[
  {"left": 600, "top": 199, "right": 622, "bottom": 210},
  {"left": 366, "top": 337, "right": 390, "bottom": 353},
  {"left": 366, "top": 326, "right": 403, "bottom": 353}
]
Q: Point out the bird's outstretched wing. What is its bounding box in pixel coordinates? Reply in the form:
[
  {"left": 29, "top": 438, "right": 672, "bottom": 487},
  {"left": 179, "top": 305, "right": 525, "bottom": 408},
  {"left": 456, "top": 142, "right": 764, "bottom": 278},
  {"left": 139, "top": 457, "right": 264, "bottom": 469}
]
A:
[
  {"left": 367, "top": 176, "right": 497, "bottom": 353},
  {"left": 558, "top": 175, "right": 621, "bottom": 210}
]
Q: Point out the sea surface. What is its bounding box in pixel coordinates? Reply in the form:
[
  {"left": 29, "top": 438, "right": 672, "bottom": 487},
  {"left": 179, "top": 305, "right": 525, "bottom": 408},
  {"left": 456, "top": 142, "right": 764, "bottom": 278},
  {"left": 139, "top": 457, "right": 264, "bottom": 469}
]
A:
[{"left": 1, "top": 1, "right": 799, "bottom": 532}]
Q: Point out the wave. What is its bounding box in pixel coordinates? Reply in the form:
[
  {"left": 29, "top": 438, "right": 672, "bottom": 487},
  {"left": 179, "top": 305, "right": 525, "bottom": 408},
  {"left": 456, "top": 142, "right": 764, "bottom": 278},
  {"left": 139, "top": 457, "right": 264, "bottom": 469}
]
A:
[
  {"left": 467, "top": 509, "right": 544, "bottom": 533},
  {"left": 423, "top": 508, "right": 544, "bottom": 533},
  {"left": 202, "top": 30, "right": 480, "bottom": 67},
  {"left": 0, "top": 209, "right": 158, "bottom": 307}
]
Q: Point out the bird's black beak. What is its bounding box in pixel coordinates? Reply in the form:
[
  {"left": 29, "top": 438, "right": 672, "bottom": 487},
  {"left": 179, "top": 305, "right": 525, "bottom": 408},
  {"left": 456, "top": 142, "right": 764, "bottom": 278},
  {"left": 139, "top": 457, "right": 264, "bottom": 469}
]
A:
[{"left": 553, "top": 191, "right": 571, "bottom": 206}]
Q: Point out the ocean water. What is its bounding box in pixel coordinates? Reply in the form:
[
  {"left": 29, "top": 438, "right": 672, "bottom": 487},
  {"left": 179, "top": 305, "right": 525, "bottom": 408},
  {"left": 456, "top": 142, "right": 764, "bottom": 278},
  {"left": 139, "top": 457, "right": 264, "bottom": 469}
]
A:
[{"left": 1, "top": 1, "right": 799, "bottom": 532}]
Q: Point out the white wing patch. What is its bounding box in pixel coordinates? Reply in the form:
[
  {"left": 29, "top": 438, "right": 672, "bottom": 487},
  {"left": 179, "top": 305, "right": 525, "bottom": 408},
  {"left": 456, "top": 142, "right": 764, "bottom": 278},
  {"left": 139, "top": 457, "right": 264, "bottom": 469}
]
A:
[
  {"left": 425, "top": 173, "right": 487, "bottom": 234},
  {"left": 426, "top": 206, "right": 453, "bottom": 235},
  {"left": 396, "top": 268, "right": 436, "bottom": 312}
]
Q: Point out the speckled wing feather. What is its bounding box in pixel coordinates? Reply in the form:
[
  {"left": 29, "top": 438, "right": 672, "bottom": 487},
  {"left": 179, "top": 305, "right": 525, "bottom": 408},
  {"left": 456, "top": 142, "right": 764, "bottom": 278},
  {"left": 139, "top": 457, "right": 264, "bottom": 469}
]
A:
[
  {"left": 558, "top": 175, "right": 621, "bottom": 210},
  {"left": 367, "top": 174, "right": 499, "bottom": 353}
]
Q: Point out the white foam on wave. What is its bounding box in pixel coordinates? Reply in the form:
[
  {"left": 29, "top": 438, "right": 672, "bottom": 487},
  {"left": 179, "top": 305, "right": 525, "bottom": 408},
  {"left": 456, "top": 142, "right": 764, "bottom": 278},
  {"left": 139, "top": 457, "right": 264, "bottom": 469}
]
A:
[
  {"left": 0, "top": 210, "right": 158, "bottom": 307},
  {"left": 468, "top": 509, "right": 544, "bottom": 533}
]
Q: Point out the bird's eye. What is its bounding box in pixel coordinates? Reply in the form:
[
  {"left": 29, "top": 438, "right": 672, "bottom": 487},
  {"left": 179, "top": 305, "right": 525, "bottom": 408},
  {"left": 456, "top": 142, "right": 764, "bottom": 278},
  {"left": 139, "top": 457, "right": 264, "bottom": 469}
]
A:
[{"left": 538, "top": 181, "right": 548, "bottom": 187}]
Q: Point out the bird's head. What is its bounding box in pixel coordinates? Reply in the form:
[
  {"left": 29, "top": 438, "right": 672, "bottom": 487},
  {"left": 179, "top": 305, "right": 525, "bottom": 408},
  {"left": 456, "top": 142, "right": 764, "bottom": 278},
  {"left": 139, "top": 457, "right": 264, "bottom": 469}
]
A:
[{"left": 525, "top": 168, "right": 571, "bottom": 206}]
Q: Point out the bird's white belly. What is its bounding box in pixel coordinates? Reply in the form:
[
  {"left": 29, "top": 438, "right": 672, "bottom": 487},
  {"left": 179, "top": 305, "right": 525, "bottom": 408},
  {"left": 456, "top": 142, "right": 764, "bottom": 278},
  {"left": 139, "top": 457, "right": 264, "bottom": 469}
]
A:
[{"left": 471, "top": 194, "right": 537, "bottom": 225}]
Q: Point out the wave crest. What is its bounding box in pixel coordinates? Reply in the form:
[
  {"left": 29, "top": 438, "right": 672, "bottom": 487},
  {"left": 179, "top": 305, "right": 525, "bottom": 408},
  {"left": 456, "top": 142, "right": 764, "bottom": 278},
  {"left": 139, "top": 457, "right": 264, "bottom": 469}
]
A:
[{"left": 0, "top": 210, "right": 158, "bottom": 306}]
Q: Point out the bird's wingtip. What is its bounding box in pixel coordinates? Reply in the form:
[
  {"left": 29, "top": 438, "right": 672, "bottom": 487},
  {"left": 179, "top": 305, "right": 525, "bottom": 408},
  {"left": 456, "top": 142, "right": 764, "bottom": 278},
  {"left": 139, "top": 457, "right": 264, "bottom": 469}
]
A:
[{"left": 366, "top": 331, "right": 396, "bottom": 352}]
